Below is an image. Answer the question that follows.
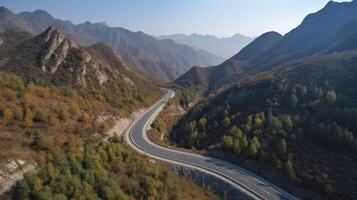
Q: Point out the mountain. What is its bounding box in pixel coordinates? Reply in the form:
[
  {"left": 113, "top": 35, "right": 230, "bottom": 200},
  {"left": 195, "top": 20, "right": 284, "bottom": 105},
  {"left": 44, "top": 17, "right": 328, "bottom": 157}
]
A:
[
  {"left": 0, "top": 28, "right": 220, "bottom": 199},
  {"left": 0, "top": 27, "right": 162, "bottom": 106},
  {"left": 0, "top": 7, "right": 33, "bottom": 33},
  {"left": 176, "top": 0, "right": 357, "bottom": 93},
  {"left": 171, "top": 1, "right": 357, "bottom": 199},
  {"left": 0, "top": 7, "right": 223, "bottom": 81},
  {"left": 76, "top": 22, "right": 223, "bottom": 81},
  {"left": 1, "top": 26, "right": 109, "bottom": 87},
  {"left": 158, "top": 33, "right": 254, "bottom": 59},
  {"left": 175, "top": 31, "right": 282, "bottom": 93},
  {"left": 268, "top": 0, "right": 357, "bottom": 58},
  {"left": 232, "top": 31, "right": 282, "bottom": 61},
  {"left": 175, "top": 50, "right": 357, "bottom": 200}
]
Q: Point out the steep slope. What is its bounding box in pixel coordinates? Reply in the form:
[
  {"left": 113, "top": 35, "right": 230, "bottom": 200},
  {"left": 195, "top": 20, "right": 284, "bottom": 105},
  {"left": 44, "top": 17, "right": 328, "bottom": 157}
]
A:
[
  {"left": 158, "top": 33, "right": 254, "bottom": 59},
  {"left": 252, "top": 0, "right": 357, "bottom": 67},
  {"left": 17, "top": 9, "right": 97, "bottom": 45},
  {"left": 0, "top": 29, "right": 219, "bottom": 200},
  {"left": 76, "top": 21, "right": 223, "bottom": 81},
  {"left": 0, "top": 7, "right": 32, "bottom": 33},
  {"left": 232, "top": 31, "right": 282, "bottom": 61},
  {"left": 0, "top": 7, "right": 223, "bottom": 81},
  {"left": 327, "top": 20, "right": 357, "bottom": 52},
  {"left": 1, "top": 26, "right": 109, "bottom": 87},
  {"left": 176, "top": 0, "right": 357, "bottom": 94},
  {"left": 0, "top": 27, "right": 162, "bottom": 112},
  {"left": 175, "top": 31, "right": 281, "bottom": 93},
  {"left": 174, "top": 50, "right": 357, "bottom": 200}
]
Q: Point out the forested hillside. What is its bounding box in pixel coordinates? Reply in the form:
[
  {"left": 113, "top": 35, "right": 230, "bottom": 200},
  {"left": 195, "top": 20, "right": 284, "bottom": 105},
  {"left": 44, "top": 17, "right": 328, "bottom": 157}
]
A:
[
  {"left": 173, "top": 51, "right": 357, "bottom": 199},
  {"left": 0, "top": 28, "right": 218, "bottom": 199}
]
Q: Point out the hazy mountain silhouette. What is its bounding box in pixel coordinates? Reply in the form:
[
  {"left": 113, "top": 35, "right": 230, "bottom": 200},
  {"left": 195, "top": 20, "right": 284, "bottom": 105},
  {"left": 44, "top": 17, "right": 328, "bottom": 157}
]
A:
[
  {"left": 176, "top": 0, "right": 357, "bottom": 93},
  {"left": 158, "top": 33, "right": 254, "bottom": 59}
]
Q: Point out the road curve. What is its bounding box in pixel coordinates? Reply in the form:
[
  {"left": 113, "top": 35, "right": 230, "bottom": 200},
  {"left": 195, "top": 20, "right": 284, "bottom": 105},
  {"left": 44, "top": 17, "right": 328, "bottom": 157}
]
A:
[{"left": 125, "top": 89, "right": 298, "bottom": 200}]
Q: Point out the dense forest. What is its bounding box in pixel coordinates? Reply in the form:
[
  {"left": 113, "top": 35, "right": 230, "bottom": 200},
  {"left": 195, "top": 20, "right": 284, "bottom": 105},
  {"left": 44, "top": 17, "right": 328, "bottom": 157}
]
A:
[
  {"left": 10, "top": 135, "right": 218, "bottom": 200},
  {"left": 172, "top": 52, "right": 357, "bottom": 200}
]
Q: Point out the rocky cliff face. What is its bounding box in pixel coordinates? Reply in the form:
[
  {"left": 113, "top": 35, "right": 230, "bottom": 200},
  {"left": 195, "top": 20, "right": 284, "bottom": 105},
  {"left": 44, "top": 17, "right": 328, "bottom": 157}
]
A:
[
  {"left": 0, "top": 160, "right": 36, "bottom": 195},
  {"left": 20, "top": 27, "right": 109, "bottom": 87},
  {"left": 38, "top": 27, "right": 77, "bottom": 73}
]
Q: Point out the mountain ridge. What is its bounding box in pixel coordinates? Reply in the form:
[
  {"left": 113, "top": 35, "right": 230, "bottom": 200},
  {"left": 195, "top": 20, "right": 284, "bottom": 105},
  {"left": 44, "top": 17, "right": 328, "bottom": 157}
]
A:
[
  {"left": 0, "top": 7, "right": 223, "bottom": 81},
  {"left": 158, "top": 33, "right": 254, "bottom": 59},
  {"left": 175, "top": 0, "right": 357, "bottom": 94}
]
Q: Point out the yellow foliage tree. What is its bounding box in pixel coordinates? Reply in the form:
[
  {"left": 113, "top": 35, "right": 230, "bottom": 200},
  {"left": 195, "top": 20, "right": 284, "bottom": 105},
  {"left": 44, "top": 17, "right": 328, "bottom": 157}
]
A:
[
  {"left": 2, "top": 108, "right": 13, "bottom": 120},
  {"left": 14, "top": 106, "right": 23, "bottom": 121},
  {"left": 70, "top": 100, "right": 81, "bottom": 116},
  {"left": 33, "top": 177, "right": 43, "bottom": 192},
  {"left": 23, "top": 93, "right": 34, "bottom": 108},
  {"left": 49, "top": 112, "right": 58, "bottom": 126},
  {"left": 24, "top": 108, "right": 34, "bottom": 127}
]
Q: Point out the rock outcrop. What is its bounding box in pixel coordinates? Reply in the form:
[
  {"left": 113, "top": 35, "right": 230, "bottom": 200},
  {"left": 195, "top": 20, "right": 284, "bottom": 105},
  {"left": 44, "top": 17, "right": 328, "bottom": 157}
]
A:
[
  {"left": 0, "top": 160, "right": 36, "bottom": 195},
  {"left": 35, "top": 27, "right": 109, "bottom": 86}
]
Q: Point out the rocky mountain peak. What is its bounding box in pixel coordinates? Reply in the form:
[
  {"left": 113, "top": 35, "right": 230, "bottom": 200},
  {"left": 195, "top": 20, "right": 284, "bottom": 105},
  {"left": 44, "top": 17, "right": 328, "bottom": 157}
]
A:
[
  {"left": 33, "top": 27, "right": 108, "bottom": 86},
  {"left": 36, "top": 26, "right": 78, "bottom": 73}
]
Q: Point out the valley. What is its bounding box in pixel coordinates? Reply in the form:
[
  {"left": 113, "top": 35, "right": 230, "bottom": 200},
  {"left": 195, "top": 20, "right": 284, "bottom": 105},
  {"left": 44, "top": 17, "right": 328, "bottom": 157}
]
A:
[{"left": 1, "top": 0, "right": 357, "bottom": 200}]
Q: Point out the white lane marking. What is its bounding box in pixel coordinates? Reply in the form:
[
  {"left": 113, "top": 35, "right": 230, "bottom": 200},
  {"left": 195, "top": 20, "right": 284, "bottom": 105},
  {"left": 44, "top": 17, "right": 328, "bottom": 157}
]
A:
[{"left": 126, "top": 89, "right": 298, "bottom": 200}]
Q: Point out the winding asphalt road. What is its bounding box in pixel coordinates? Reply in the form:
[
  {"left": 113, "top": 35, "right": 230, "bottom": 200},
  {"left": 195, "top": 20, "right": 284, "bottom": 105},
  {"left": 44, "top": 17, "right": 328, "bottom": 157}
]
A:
[{"left": 125, "top": 89, "right": 298, "bottom": 200}]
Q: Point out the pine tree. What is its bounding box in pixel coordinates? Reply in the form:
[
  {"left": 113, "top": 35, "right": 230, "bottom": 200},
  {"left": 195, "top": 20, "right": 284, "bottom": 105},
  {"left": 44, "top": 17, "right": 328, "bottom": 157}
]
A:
[
  {"left": 285, "top": 159, "right": 295, "bottom": 179},
  {"left": 241, "top": 135, "right": 249, "bottom": 150},
  {"left": 248, "top": 142, "right": 258, "bottom": 157},
  {"left": 279, "top": 138, "right": 287, "bottom": 154},
  {"left": 232, "top": 140, "right": 241, "bottom": 154},
  {"left": 222, "top": 135, "right": 233, "bottom": 151}
]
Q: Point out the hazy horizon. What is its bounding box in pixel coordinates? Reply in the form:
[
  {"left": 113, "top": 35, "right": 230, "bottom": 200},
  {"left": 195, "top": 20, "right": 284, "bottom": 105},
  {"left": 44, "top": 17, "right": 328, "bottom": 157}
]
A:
[{"left": 0, "top": 0, "right": 351, "bottom": 38}]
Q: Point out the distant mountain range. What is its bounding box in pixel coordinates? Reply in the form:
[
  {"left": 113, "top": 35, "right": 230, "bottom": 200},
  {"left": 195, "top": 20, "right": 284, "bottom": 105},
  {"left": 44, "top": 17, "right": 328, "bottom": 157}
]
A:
[
  {"left": 176, "top": 0, "right": 357, "bottom": 93},
  {"left": 0, "top": 7, "right": 223, "bottom": 81},
  {"left": 158, "top": 33, "right": 254, "bottom": 59}
]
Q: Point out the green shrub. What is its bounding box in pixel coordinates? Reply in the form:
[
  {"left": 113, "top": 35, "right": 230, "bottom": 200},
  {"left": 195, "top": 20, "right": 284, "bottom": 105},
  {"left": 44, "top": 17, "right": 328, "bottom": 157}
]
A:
[{"left": 0, "top": 72, "right": 25, "bottom": 90}]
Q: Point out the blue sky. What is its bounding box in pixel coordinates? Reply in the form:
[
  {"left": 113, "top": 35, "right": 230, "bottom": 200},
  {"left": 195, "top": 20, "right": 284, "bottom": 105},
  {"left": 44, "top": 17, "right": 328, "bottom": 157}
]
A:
[{"left": 0, "top": 0, "right": 350, "bottom": 37}]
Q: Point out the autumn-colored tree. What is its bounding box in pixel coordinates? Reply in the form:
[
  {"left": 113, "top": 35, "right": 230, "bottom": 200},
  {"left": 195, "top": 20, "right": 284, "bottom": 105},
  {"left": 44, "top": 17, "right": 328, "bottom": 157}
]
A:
[
  {"left": 70, "top": 100, "right": 81, "bottom": 116},
  {"left": 49, "top": 113, "right": 58, "bottom": 126},
  {"left": 24, "top": 108, "right": 34, "bottom": 127},
  {"left": 23, "top": 93, "right": 34, "bottom": 108},
  {"left": 32, "top": 130, "right": 51, "bottom": 151},
  {"left": 58, "top": 107, "right": 70, "bottom": 121},
  {"left": 2, "top": 107, "right": 13, "bottom": 120},
  {"left": 14, "top": 106, "right": 23, "bottom": 121},
  {"left": 33, "top": 105, "right": 47, "bottom": 122},
  {"left": 79, "top": 112, "right": 91, "bottom": 124},
  {"left": 33, "top": 177, "right": 43, "bottom": 192}
]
